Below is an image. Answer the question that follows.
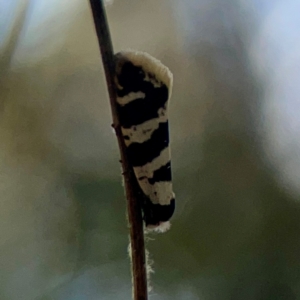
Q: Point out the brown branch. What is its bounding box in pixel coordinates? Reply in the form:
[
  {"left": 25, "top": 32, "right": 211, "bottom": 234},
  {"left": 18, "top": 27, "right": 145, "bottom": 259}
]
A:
[{"left": 88, "top": 1, "right": 148, "bottom": 299}]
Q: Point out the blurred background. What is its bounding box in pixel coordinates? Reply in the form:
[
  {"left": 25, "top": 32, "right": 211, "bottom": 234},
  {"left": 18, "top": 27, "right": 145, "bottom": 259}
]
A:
[{"left": 1, "top": 0, "right": 300, "bottom": 299}]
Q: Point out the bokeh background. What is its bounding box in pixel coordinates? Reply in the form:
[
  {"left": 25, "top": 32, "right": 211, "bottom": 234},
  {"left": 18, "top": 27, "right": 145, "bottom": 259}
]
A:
[{"left": 1, "top": 0, "right": 300, "bottom": 299}]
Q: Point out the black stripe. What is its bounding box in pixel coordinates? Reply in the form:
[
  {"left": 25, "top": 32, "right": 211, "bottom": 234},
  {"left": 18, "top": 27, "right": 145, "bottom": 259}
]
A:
[
  {"left": 115, "top": 59, "right": 169, "bottom": 128},
  {"left": 142, "top": 198, "right": 175, "bottom": 226},
  {"left": 115, "top": 59, "right": 146, "bottom": 96},
  {"left": 126, "top": 122, "right": 169, "bottom": 167},
  {"left": 117, "top": 87, "right": 168, "bottom": 128},
  {"left": 115, "top": 59, "right": 163, "bottom": 97},
  {"left": 148, "top": 162, "right": 172, "bottom": 184}
]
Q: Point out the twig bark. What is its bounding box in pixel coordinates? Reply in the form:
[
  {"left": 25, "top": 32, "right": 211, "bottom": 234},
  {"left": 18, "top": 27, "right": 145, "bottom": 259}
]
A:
[{"left": 88, "top": 1, "right": 148, "bottom": 299}]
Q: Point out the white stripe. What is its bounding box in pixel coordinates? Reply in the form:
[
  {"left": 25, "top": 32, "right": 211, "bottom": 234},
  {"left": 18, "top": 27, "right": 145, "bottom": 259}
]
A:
[
  {"left": 121, "top": 107, "right": 168, "bottom": 146},
  {"left": 144, "top": 73, "right": 162, "bottom": 88},
  {"left": 137, "top": 180, "right": 174, "bottom": 205},
  {"left": 133, "top": 147, "right": 170, "bottom": 179},
  {"left": 117, "top": 91, "right": 145, "bottom": 106}
]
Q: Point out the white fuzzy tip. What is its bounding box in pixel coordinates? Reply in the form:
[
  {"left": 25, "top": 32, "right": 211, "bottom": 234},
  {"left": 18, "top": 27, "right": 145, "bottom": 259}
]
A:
[
  {"left": 146, "top": 221, "right": 171, "bottom": 233},
  {"left": 116, "top": 50, "right": 173, "bottom": 92}
]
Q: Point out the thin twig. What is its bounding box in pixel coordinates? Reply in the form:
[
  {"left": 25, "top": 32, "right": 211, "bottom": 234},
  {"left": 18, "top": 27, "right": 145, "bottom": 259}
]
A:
[{"left": 88, "top": 1, "right": 148, "bottom": 299}]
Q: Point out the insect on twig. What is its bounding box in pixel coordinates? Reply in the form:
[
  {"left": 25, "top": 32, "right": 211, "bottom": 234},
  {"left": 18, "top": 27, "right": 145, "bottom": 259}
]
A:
[
  {"left": 88, "top": 1, "right": 148, "bottom": 299},
  {"left": 89, "top": 1, "right": 175, "bottom": 299}
]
